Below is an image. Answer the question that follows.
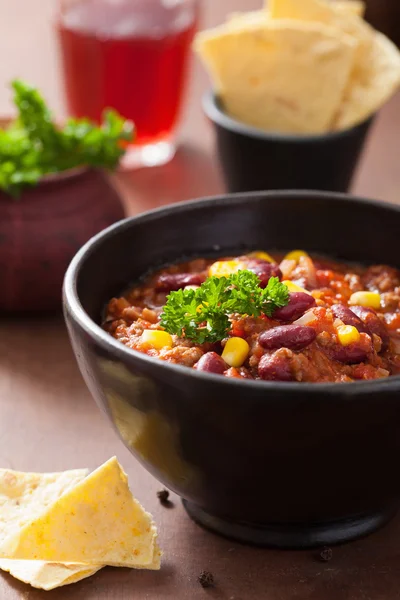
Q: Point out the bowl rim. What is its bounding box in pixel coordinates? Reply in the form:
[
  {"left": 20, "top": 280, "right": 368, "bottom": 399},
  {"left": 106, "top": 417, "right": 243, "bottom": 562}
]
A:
[
  {"left": 202, "top": 90, "right": 373, "bottom": 143},
  {"left": 63, "top": 189, "right": 400, "bottom": 395}
]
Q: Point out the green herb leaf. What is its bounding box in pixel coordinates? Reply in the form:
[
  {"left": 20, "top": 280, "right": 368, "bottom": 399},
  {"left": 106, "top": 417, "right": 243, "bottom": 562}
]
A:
[
  {"left": 260, "top": 275, "right": 291, "bottom": 316},
  {"left": 0, "top": 80, "right": 135, "bottom": 196},
  {"left": 160, "top": 270, "right": 290, "bottom": 343}
]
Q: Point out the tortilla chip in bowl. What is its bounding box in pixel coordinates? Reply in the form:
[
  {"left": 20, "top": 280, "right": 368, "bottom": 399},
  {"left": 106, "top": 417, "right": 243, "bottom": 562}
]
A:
[{"left": 194, "top": 0, "right": 400, "bottom": 193}]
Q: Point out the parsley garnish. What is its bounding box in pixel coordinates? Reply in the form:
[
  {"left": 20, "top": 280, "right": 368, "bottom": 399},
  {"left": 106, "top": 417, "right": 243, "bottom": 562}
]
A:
[
  {"left": 0, "top": 80, "right": 134, "bottom": 196},
  {"left": 160, "top": 270, "right": 289, "bottom": 344}
]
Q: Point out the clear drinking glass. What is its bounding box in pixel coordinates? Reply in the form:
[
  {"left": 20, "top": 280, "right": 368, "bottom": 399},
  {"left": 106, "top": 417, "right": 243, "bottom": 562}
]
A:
[{"left": 56, "top": 0, "right": 199, "bottom": 169}]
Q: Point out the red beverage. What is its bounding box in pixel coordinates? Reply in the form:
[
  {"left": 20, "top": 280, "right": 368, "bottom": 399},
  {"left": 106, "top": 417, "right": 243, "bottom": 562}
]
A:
[{"left": 57, "top": 0, "right": 198, "bottom": 164}]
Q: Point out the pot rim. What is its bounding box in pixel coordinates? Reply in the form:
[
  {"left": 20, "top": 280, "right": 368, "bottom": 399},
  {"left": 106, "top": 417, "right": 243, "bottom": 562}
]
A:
[
  {"left": 0, "top": 167, "right": 104, "bottom": 202},
  {"left": 39, "top": 166, "right": 89, "bottom": 184},
  {"left": 63, "top": 189, "right": 400, "bottom": 395}
]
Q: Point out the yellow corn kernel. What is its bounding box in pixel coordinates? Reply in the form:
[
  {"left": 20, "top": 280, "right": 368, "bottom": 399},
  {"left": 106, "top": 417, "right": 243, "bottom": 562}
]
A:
[
  {"left": 282, "top": 280, "right": 312, "bottom": 295},
  {"left": 349, "top": 291, "right": 381, "bottom": 309},
  {"left": 222, "top": 337, "right": 250, "bottom": 368},
  {"left": 141, "top": 330, "right": 173, "bottom": 350},
  {"left": 247, "top": 251, "right": 275, "bottom": 263},
  {"left": 337, "top": 325, "right": 360, "bottom": 346},
  {"left": 284, "top": 250, "right": 309, "bottom": 263},
  {"left": 209, "top": 260, "right": 242, "bottom": 278}
]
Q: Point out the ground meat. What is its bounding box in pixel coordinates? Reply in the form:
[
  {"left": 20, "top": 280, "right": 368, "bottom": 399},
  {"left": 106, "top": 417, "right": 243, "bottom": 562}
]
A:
[
  {"left": 142, "top": 307, "right": 158, "bottom": 323},
  {"left": 344, "top": 273, "right": 363, "bottom": 292},
  {"left": 122, "top": 306, "right": 142, "bottom": 321},
  {"left": 225, "top": 366, "right": 252, "bottom": 379},
  {"left": 291, "top": 348, "right": 351, "bottom": 383},
  {"left": 283, "top": 256, "right": 317, "bottom": 288},
  {"left": 384, "top": 312, "right": 400, "bottom": 332},
  {"left": 230, "top": 315, "right": 271, "bottom": 338},
  {"left": 159, "top": 346, "right": 204, "bottom": 367},
  {"left": 363, "top": 265, "right": 400, "bottom": 293},
  {"left": 103, "top": 253, "right": 400, "bottom": 383},
  {"left": 380, "top": 291, "right": 400, "bottom": 312}
]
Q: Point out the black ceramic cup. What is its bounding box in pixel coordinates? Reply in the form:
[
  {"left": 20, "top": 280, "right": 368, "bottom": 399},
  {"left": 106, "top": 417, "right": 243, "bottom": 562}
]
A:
[
  {"left": 64, "top": 191, "right": 400, "bottom": 549},
  {"left": 203, "top": 92, "right": 374, "bottom": 194}
]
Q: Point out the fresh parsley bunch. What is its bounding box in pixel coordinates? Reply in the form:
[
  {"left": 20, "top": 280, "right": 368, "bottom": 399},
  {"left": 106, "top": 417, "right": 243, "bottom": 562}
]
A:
[
  {"left": 160, "top": 270, "right": 289, "bottom": 344},
  {"left": 0, "top": 80, "right": 134, "bottom": 196}
]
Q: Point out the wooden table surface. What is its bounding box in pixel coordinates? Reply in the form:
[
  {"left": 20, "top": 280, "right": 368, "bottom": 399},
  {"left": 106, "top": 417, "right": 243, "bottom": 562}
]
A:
[{"left": 1, "top": 1, "right": 400, "bottom": 598}]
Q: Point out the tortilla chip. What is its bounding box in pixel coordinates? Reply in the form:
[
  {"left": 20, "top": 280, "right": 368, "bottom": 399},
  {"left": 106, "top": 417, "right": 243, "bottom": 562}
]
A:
[
  {"left": 334, "top": 31, "right": 400, "bottom": 128},
  {"left": 195, "top": 20, "right": 357, "bottom": 134},
  {"left": 268, "top": 0, "right": 371, "bottom": 43},
  {"left": 0, "top": 467, "right": 88, "bottom": 543},
  {"left": 0, "top": 468, "right": 102, "bottom": 589},
  {"left": 141, "top": 541, "right": 162, "bottom": 571},
  {"left": 268, "top": 0, "right": 374, "bottom": 73},
  {"left": 0, "top": 560, "right": 101, "bottom": 591},
  {"left": 230, "top": 2, "right": 365, "bottom": 25},
  {"left": 227, "top": 10, "right": 266, "bottom": 28},
  {"left": 0, "top": 542, "right": 161, "bottom": 590},
  {"left": 268, "top": 0, "right": 400, "bottom": 128},
  {"left": 0, "top": 457, "right": 158, "bottom": 568},
  {"left": 332, "top": 1, "right": 365, "bottom": 18}
]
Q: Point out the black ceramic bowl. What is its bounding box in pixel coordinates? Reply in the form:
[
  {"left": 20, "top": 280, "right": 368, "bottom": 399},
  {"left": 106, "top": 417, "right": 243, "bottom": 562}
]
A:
[
  {"left": 203, "top": 92, "right": 374, "bottom": 194},
  {"left": 64, "top": 191, "right": 400, "bottom": 549}
]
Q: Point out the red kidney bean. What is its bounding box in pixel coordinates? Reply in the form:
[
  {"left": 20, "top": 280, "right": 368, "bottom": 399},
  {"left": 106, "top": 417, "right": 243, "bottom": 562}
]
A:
[
  {"left": 329, "top": 345, "right": 368, "bottom": 364},
  {"left": 273, "top": 292, "right": 316, "bottom": 321},
  {"left": 195, "top": 352, "right": 227, "bottom": 374},
  {"left": 245, "top": 259, "right": 282, "bottom": 288},
  {"left": 155, "top": 273, "right": 205, "bottom": 292},
  {"left": 259, "top": 324, "right": 316, "bottom": 351},
  {"left": 350, "top": 305, "right": 389, "bottom": 352},
  {"left": 258, "top": 351, "right": 294, "bottom": 381},
  {"left": 331, "top": 304, "right": 369, "bottom": 334}
]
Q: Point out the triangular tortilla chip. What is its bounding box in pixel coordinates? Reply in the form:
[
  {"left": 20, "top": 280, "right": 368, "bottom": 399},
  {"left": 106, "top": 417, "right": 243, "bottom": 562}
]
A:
[
  {"left": 0, "top": 457, "right": 158, "bottom": 567},
  {"left": 0, "top": 467, "right": 88, "bottom": 543},
  {"left": 332, "top": 1, "right": 365, "bottom": 18},
  {"left": 0, "top": 467, "right": 102, "bottom": 589},
  {"left": 268, "top": 0, "right": 371, "bottom": 44},
  {"left": 268, "top": 0, "right": 400, "bottom": 128},
  {"left": 227, "top": 1, "right": 365, "bottom": 28},
  {"left": 0, "top": 560, "right": 101, "bottom": 591},
  {"left": 268, "top": 0, "right": 373, "bottom": 81},
  {"left": 141, "top": 541, "right": 162, "bottom": 571},
  {"left": 195, "top": 20, "right": 356, "bottom": 134},
  {"left": 0, "top": 542, "right": 161, "bottom": 591},
  {"left": 226, "top": 10, "right": 266, "bottom": 28},
  {"left": 334, "top": 31, "right": 400, "bottom": 129}
]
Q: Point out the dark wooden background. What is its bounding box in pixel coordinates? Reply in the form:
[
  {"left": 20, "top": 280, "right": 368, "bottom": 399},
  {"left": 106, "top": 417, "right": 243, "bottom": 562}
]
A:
[{"left": 0, "top": 1, "right": 400, "bottom": 598}]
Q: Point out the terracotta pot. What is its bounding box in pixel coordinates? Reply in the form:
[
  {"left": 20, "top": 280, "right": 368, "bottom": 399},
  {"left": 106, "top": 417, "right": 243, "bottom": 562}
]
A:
[{"left": 0, "top": 167, "right": 125, "bottom": 313}]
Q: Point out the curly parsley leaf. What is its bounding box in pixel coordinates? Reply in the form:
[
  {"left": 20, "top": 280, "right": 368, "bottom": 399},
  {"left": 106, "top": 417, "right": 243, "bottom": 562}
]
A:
[
  {"left": 0, "top": 80, "right": 134, "bottom": 196},
  {"left": 260, "top": 275, "right": 290, "bottom": 316},
  {"left": 160, "top": 270, "right": 290, "bottom": 343}
]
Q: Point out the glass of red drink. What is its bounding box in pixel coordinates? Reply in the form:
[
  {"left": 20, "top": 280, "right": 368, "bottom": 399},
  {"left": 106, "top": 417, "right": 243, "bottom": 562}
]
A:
[{"left": 56, "top": 0, "right": 199, "bottom": 169}]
